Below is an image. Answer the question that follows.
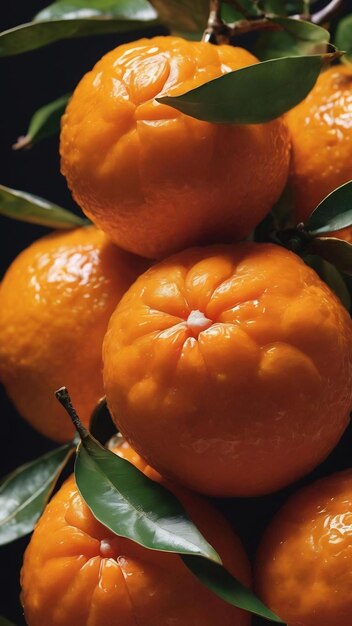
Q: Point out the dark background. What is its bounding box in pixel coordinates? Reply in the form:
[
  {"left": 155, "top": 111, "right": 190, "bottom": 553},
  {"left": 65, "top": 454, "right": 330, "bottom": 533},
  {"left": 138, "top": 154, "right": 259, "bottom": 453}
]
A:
[{"left": 1, "top": 2, "right": 352, "bottom": 625}]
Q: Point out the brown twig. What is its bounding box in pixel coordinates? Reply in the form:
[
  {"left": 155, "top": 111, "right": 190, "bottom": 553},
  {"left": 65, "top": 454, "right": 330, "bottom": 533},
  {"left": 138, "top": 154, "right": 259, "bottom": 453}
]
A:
[
  {"left": 227, "top": 18, "right": 281, "bottom": 36},
  {"left": 202, "top": 0, "right": 231, "bottom": 43},
  {"left": 202, "top": 0, "right": 344, "bottom": 44}
]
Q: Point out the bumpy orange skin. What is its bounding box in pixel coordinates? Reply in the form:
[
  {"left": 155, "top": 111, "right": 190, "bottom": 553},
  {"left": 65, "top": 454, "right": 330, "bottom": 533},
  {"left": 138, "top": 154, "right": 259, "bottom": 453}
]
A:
[
  {"left": 256, "top": 470, "right": 352, "bottom": 626},
  {"left": 21, "top": 443, "right": 251, "bottom": 626},
  {"left": 103, "top": 243, "right": 352, "bottom": 497},
  {"left": 0, "top": 226, "right": 146, "bottom": 442},
  {"left": 286, "top": 66, "right": 352, "bottom": 228},
  {"left": 60, "top": 36, "right": 290, "bottom": 259}
]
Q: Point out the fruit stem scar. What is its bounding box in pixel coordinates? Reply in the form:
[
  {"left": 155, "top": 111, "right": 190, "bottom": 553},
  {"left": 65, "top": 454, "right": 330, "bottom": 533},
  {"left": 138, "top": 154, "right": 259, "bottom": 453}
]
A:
[{"left": 186, "top": 310, "right": 213, "bottom": 338}]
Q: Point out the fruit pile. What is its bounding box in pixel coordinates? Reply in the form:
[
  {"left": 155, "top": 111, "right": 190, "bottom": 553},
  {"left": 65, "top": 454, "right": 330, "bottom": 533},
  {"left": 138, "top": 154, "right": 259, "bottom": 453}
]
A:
[{"left": 1, "top": 2, "right": 352, "bottom": 626}]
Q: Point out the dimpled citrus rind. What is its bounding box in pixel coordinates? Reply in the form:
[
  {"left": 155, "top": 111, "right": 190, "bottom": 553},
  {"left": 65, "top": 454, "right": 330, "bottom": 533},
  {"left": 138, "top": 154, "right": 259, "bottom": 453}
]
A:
[
  {"left": 286, "top": 65, "right": 352, "bottom": 223},
  {"left": 103, "top": 242, "right": 352, "bottom": 497},
  {"left": 21, "top": 458, "right": 251, "bottom": 626},
  {"left": 61, "top": 36, "right": 290, "bottom": 258},
  {"left": 256, "top": 470, "right": 352, "bottom": 626},
  {"left": 0, "top": 226, "right": 146, "bottom": 442}
]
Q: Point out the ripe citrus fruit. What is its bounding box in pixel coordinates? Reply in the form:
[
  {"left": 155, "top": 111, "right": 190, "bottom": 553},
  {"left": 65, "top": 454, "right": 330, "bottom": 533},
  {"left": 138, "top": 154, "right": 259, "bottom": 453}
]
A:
[
  {"left": 21, "top": 441, "right": 251, "bottom": 626},
  {"left": 286, "top": 65, "right": 352, "bottom": 231},
  {"left": 60, "top": 36, "right": 290, "bottom": 259},
  {"left": 103, "top": 242, "right": 352, "bottom": 497},
  {"left": 256, "top": 469, "right": 352, "bottom": 626},
  {"left": 0, "top": 226, "right": 146, "bottom": 442}
]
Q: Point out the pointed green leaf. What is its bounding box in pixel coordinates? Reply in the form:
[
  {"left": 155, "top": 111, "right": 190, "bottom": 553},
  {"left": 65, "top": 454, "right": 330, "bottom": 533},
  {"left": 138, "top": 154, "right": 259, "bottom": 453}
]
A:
[
  {"left": 306, "top": 181, "right": 352, "bottom": 234},
  {"left": 269, "top": 17, "right": 329, "bottom": 43},
  {"left": 307, "top": 237, "right": 352, "bottom": 275},
  {"left": 0, "top": 185, "right": 88, "bottom": 228},
  {"left": 255, "top": 32, "right": 323, "bottom": 61},
  {"left": 74, "top": 431, "right": 222, "bottom": 563},
  {"left": 13, "top": 94, "right": 71, "bottom": 150},
  {"left": 260, "top": 0, "right": 288, "bottom": 15},
  {"left": 221, "top": 4, "right": 245, "bottom": 23},
  {"left": 34, "top": 0, "right": 156, "bottom": 22},
  {"left": 0, "top": 444, "right": 74, "bottom": 545},
  {"left": 222, "top": 0, "right": 262, "bottom": 20},
  {"left": 335, "top": 14, "right": 352, "bottom": 63},
  {"left": 182, "top": 556, "right": 285, "bottom": 623},
  {"left": 260, "top": 0, "right": 308, "bottom": 15},
  {"left": 157, "top": 55, "right": 323, "bottom": 124},
  {"left": 0, "top": 9, "right": 158, "bottom": 57},
  {"left": 304, "top": 254, "right": 351, "bottom": 310}
]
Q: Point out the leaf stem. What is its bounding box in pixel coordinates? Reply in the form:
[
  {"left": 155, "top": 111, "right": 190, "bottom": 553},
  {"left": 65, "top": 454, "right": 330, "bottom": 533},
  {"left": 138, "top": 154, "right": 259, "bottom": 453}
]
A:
[{"left": 55, "top": 387, "right": 88, "bottom": 441}]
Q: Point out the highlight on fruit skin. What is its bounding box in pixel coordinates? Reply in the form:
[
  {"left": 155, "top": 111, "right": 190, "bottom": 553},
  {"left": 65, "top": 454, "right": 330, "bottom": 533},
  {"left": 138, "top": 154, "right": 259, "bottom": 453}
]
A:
[
  {"left": 60, "top": 35, "right": 290, "bottom": 259},
  {"left": 103, "top": 242, "right": 352, "bottom": 497},
  {"left": 256, "top": 469, "right": 352, "bottom": 626},
  {"left": 20, "top": 441, "right": 251, "bottom": 626},
  {"left": 0, "top": 226, "right": 147, "bottom": 442},
  {"left": 286, "top": 64, "right": 352, "bottom": 240}
]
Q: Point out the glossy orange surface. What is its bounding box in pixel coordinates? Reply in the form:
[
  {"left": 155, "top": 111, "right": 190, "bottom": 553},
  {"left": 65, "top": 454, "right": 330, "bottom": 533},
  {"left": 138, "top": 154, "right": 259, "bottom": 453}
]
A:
[
  {"left": 286, "top": 65, "right": 352, "bottom": 227},
  {"left": 0, "top": 226, "right": 146, "bottom": 442},
  {"left": 21, "top": 442, "right": 251, "bottom": 626},
  {"left": 256, "top": 469, "right": 352, "bottom": 626},
  {"left": 61, "top": 36, "right": 290, "bottom": 259},
  {"left": 103, "top": 243, "right": 352, "bottom": 497}
]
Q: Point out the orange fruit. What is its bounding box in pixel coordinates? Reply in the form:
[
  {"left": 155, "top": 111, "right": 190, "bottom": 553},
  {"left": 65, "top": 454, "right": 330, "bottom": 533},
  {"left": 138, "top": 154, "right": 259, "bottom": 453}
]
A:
[
  {"left": 21, "top": 441, "right": 251, "bottom": 626},
  {"left": 286, "top": 65, "right": 352, "bottom": 231},
  {"left": 103, "top": 242, "right": 352, "bottom": 497},
  {"left": 0, "top": 226, "right": 146, "bottom": 442},
  {"left": 60, "top": 36, "right": 290, "bottom": 259},
  {"left": 256, "top": 469, "right": 352, "bottom": 626}
]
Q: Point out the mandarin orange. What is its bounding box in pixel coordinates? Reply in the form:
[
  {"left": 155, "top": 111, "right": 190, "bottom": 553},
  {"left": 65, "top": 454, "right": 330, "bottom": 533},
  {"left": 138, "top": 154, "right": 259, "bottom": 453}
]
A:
[
  {"left": 256, "top": 469, "right": 352, "bottom": 626},
  {"left": 286, "top": 65, "right": 352, "bottom": 227},
  {"left": 0, "top": 226, "right": 146, "bottom": 442},
  {"left": 60, "top": 36, "right": 290, "bottom": 259},
  {"left": 20, "top": 441, "right": 251, "bottom": 626},
  {"left": 103, "top": 242, "right": 352, "bottom": 497}
]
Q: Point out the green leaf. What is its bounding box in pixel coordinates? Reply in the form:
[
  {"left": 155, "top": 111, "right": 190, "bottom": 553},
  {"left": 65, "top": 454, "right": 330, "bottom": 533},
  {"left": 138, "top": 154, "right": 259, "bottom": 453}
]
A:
[
  {"left": 270, "top": 17, "right": 329, "bottom": 43},
  {"left": 74, "top": 435, "right": 221, "bottom": 562},
  {"left": 307, "top": 237, "right": 352, "bottom": 276},
  {"left": 255, "top": 16, "right": 330, "bottom": 61},
  {"left": 306, "top": 180, "right": 352, "bottom": 234},
  {"left": 259, "top": 0, "right": 308, "bottom": 15},
  {"left": 222, "top": 0, "right": 262, "bottom": 20},
  {"left": 0, "top": 618, "right": 17, "bottom": 626},
  {"left": 34, "top": 0, "right": 156, "bottom": 21},
  {"left": 0, "top": 444, "right": 74, "bottom": 545},
  {"left": 182, "top": 556, "right": 284, "bottom": 623},
  {"left": 0, "top": 184, "right": 88, "bottom": 229},
  {"left": 335, "top": 14, "right": 352, "bottom": 63},
  {"left": 260, "top": 0, "right": 288, "bottom": 15},
  {"left": 304, "top": 254, "right": 351, "bottom": 310},
  {"left": 221, "top": 4, "right": 245, "bottom": 23},
  {"left": 158, "top": 55, "right": 323, "bottom": 124},
  {"left": 55, "top": 386, "right": 221, "bottom": 563},
  {"left": 0, "top": 3, "right": 158, "bottom": 57},
  {"left": 13, "top": 94, "right": 71, "bottom": 150},
  {"left": 149, "top": 0, "right": 209, "bottom": 33}
]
